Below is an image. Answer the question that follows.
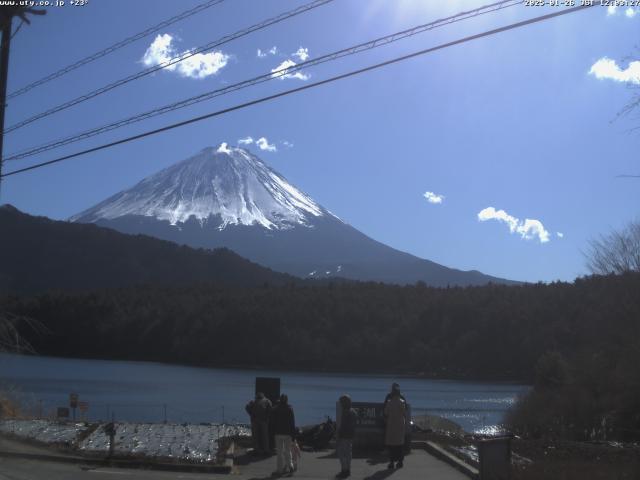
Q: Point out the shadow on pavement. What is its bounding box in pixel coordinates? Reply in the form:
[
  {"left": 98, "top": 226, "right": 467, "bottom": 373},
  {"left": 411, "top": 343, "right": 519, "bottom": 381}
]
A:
[
  {"left": 235, "top": 451, "right": 275, "bottom": 466},
  {"left": 362, "top": 468, "right": 397, "bottom": 480}
]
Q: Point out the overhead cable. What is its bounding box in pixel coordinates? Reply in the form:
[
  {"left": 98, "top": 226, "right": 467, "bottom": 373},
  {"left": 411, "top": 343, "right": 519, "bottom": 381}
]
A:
[
  {"left": 5, "top": 0, "right": 522, "bottom": 162},
  {"left": 7, "top": 0, "right": 226, "bottom": 100},
  {"left": 1, "top": 4, "right": 595, "bottom": 179},
  {"left": 2, "top": 0, "right": 335, "bottom": 134}
]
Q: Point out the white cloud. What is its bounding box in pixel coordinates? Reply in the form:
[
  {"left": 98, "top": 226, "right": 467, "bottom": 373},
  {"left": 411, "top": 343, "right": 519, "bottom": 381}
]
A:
[
  {"left": 292, "top": 47, "right": 309, "bottom": 61},
  {"left": 477, "top": 207, "right": 550, "bottom": 244},
  {"left": 423, "top": 191, "right": 445, "bottom": 204},
  {"left": 256, "top": 137, "right": 277, "bottom": 152},
  {"left": 282, "top": 140, "right": 294, "bottom": 148},
  {"left": 271, "top": 59, "right": 309, "bottom": 81},
  {"left": 257, "top": 46, "right": 278, "bottom": 58},
  {"left": 556, "top": 232, "right": 564, "bottom": 238},
  {"left": 238, "top": 136, "right": 254, "bottom": 145},
  {"left": 217, "top": 142, "right": 231, "bottom": 154},
  {"left": 142, "top": 34, "right": 228, "bottom": 79},
  {"left": 607, "top": 5, "right": 638, "bottom": 17},
  {"left": 589, "top": 57, "right": 640, "bottom": 84}
]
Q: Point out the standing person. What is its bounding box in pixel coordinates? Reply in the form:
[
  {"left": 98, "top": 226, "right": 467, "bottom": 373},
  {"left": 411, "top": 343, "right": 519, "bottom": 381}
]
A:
[
  {"left": 336, "top": 395, "right": 357, "bottom": 478},
  {"left": 272, "top": 394, "right": 296, "bottom": 476},
  {"left": 384, "top": 386, "right": 407, "bottom": 469},
  {"left": 245, "top": 397, "right": 258, "bottom": 453},
  {"left": 383, "top": 383, "right": 406, "bottom": 407},
  {"left": 248, "top": 392, "right": 272, "bottom": 455}
]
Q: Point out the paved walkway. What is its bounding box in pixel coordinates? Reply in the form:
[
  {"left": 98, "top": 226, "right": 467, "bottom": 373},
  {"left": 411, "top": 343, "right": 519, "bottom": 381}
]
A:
[
  {"left": 0, "top": 436, "right": 470, "bottom": 480},
  {"left": 234, "top": 448, "right": 469, "bottom": 480}
]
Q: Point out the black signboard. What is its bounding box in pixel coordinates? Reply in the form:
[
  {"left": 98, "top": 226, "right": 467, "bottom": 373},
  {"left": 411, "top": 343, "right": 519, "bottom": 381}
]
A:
[
  {"left": 57, "top": 407, "right": 70, "bottom": 418},
  {"left": 351, "top": 402, "right": 385, "bottom": 430}
]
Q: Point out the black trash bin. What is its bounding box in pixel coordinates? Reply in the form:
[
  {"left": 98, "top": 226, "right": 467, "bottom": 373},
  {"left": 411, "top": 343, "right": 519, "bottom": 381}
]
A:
[{"left": 475, "top": 435, "right": 512, "bottom": 480}]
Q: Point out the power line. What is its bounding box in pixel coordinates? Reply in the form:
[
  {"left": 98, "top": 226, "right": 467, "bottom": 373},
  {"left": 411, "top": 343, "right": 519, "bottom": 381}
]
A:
[
  {"left": 5, "top": 0, "right": 522, "bottom": 162},
  {"left": 10, "top": 19, "right": 24, "bottom": 39},
  {"left": 1, "top": 4, "right": 595, "bottom": 179},
  {"left": 2, "top": 0, "right": 335, "bottom": 134},
  {"left": 7, "top": 0, "right": 226, "bottom": 100}
]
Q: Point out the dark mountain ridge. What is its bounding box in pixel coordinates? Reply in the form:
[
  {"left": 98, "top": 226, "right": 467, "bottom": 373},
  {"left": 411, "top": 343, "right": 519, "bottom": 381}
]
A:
[{"left": 0, "top": 204, "right": 296, "bottom": 293}]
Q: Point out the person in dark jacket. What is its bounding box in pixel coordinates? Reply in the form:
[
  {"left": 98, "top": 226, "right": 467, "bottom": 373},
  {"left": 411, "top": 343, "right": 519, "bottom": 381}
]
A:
[
  {"left": 336, "top": 395, "right": 357, "bottom": 478},
  {"left": 272, "top": 394, "right": 296, "bottom": 475},
  {"left": 246, "top": 392, "right": 272, "bottom": 454}
]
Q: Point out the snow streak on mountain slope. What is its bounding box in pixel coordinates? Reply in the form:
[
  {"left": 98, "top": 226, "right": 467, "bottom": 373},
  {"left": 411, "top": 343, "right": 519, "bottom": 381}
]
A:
[{"left": 71, "top": 144, "right": 327, "bottom": 230}]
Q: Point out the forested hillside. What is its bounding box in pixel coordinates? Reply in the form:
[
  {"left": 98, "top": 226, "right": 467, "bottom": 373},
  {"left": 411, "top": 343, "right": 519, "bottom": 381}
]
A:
[
  {"left": 4, "top": 273, "right": 639, "bottom": 381},
  {"left": 0, "top": 205, "right": 295, "bottom": 292}
]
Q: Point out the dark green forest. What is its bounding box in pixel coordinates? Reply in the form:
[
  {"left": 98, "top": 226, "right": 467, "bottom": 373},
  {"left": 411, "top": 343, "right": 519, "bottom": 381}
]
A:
[{"left": 5, "top": 274, "right": 639, "bottom": 378}]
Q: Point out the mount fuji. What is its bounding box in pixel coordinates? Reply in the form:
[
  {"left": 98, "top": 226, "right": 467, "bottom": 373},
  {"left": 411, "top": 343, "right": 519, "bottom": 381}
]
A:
[{"left": 71, "top": 144, "right": 514, "bottom": 286}]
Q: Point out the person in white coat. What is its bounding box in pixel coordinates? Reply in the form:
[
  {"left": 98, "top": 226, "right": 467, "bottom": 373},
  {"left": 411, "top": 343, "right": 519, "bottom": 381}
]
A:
[{"left": 383, "top": 386, "right": 406, "bottom": 469}]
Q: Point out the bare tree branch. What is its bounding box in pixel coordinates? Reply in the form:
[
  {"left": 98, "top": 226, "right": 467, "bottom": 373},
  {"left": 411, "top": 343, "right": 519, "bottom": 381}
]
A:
[
  {"left": 0, "top": 311, "right": 47, "bottom": 354},
  {"left": 586, "top": 220, "right": 640, "bottom": 275}
]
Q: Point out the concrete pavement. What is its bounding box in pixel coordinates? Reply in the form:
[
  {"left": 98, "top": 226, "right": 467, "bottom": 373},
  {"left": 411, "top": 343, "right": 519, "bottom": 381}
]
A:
[
  {"left": 0, "top": 438, "right": 471, "bottom": 479},
  {"left": 234, "top": 447, "right": 470, "bottom": 480}
]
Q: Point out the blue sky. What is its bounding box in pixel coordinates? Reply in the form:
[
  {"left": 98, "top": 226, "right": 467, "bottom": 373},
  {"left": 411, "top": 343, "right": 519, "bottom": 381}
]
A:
[{"left": 2, "top": 0, "right": 639, "bottom": 283}]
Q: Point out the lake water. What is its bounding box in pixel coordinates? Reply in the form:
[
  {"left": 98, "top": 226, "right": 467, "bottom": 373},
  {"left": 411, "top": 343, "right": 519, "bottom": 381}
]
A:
[{"left": 0, "top": 353, "right": 529, "bottom": 433}]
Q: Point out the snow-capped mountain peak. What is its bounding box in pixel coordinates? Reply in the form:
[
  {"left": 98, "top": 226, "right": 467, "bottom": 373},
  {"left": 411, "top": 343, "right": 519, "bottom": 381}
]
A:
[{"left": 71, "top": 144, "right": 329, "bottom": 230}]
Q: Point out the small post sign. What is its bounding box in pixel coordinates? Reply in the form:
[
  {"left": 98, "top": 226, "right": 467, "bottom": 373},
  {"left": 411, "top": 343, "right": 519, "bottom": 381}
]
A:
[
  {"left": 69, "top": 393, "right": 79, "bottom": 421},
  {"left": 79, "top": 401, "right": 89, "bottom": 420}
]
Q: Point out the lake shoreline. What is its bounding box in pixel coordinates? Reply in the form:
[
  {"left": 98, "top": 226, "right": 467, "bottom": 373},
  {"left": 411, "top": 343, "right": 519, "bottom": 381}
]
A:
[{"left": 9, "top": 352, "right": 531, "bottom": 385}]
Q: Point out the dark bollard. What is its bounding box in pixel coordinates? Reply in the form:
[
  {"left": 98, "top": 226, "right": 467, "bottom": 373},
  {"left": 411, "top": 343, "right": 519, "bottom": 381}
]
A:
[{"left": 475, "top": 435, "right": 513, "bottom": 480}]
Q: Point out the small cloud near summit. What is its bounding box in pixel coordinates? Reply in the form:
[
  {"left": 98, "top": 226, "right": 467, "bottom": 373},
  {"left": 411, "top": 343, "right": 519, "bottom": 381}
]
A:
[
  {"left": 238, "top": 136, "right": 293, "bottom": 151},
  {"left": 217, "top": 142, "right": 232, "bottom": 154},
  {"left": 257, "top": 137, "right": 277, "bottom": 152}
]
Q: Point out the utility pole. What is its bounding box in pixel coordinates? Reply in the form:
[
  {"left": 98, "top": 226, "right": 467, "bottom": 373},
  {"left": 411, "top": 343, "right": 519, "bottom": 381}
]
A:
[
  {"left": 0, "top": 7, "right": 45, "bottom": 186},
  {"left": 0, "top": 12, "right": 12, "bottom": 185}
]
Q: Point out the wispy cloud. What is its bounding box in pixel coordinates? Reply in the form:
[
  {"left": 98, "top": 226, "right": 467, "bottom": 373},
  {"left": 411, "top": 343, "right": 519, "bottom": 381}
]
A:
[
  {"left": 556, "top": 232, "right": 564, "bottom": 239},
  {"left": 257, "top": 46, "right": 278, "bottom": 58},
  {"left": 478, "top": 207, "right": 550, "bottom": 244},
  {"left": 256, "top": 137, "right": 277, "bottom": 152},
  {"left": 292, "top": 47, "right": 309, "bottom": 61},
  {"left": 589, "top": 57, "right": 640, "bottom": 84},
  {"left": 607, "top": 5, "right": 638, "bottom": 17},
  {"left": 238, "top": 136, "right": 254, "bottom": 145},
  {"left": 282, "top": 140, "right": 294, "bottom": 148},
  {"left": 142, "top": 34, "right": 228, "bottom": 79},
  {"left": 271, "top": 59, "right": 309, "bottom": 81},
  {"left": 423, "top": 191, "right": 445, "bottom": 204}
]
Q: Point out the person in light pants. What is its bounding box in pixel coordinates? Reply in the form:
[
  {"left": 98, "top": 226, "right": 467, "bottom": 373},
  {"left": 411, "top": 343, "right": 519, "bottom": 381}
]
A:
[{"left": 272, "top": 394, "right": 297, "bottom": 475}]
